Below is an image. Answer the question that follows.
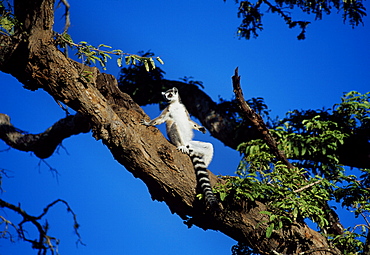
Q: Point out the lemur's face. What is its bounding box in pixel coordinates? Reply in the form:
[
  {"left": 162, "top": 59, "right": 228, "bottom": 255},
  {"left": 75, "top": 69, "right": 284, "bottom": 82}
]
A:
[{"left": 162, "top": 88, "right": 179, "bottom": 102}]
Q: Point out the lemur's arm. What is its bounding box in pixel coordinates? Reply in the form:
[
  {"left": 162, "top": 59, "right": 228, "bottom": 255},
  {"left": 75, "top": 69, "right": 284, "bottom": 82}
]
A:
[
  {"left": 190, "top": 120, "right": 206, "bottom": 134},
  {"left": 141, "top": 108, "right": 169, "bottom": 126}
]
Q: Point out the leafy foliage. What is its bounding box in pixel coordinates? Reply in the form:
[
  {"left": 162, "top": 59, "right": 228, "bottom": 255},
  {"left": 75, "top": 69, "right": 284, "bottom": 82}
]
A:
[
  {"left": 216, "top": 91, "right": 370, "bottom": 253},
  {"left": 55, "top": 34, "right": 164, "bottom": 71},
  {"left": 227, "top": 0, "right": 367, "bottom": 39},
  {"left": 0, "top": 0, "right": 16, "bottom": 35}
]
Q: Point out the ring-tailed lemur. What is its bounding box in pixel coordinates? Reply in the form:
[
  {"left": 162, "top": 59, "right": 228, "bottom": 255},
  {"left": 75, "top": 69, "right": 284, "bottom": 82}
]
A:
[{"left": 141, "top": 87, "right": 219, "bottom": 209}]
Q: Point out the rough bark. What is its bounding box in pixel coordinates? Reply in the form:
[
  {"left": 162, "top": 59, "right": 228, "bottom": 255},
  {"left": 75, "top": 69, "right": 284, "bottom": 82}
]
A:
[{"left": 0, "top": 0, "right": 341, "bottom": 254}]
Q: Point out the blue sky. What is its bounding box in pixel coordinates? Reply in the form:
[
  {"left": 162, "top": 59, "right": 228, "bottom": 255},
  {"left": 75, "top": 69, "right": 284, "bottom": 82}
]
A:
[{"left": 0, "top": 0, "right": 369, "bottom": 254}]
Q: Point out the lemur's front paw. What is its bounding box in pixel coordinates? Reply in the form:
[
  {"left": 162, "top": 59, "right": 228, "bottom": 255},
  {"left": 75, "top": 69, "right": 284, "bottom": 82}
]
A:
[
  {"left": 140, "top": 119, "right": 150, "bottom": 126},
  {"left": 177, "top": 145, "right": 190, "bottom": 154}
]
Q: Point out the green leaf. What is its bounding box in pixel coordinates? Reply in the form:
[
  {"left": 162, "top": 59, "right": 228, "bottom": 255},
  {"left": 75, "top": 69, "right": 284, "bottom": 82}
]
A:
[
  {"left": 292, "top": 207, "right": 298, "bottom": 220},
  {"left": 156, "top": 56, "right": 164, "bottom": 65},
  {"left": 219, "top": 192, "right": 227, "bottom": 201},
  {"left": 98, "top": 44, "right": 112, "bottom": 48},
  {"left": 278, "top": 220, "right": 283, "bottom": 229},
  {"left": 270, "top": 214, "right": 276, "bottom": 222},
  {"left": 117, "top": 57, "right": 122, "bottom": 67},
  {"left": 125, "top": 56, "right": 131, "bottom": 65},
  {"left": 266, "top": 223, "right": 274, "bottom": 238},
  {"left": 260, "top": 211, "right": 272, "bottom": 216},
  {"left": 144, "top": 60, "right": 150, "bottom": 72},
  {"left": 150, "top": 57, "right": 156, "bottom": 69},
  {"left": 301, "top": 146, "right": 307, "bottom": 156}
]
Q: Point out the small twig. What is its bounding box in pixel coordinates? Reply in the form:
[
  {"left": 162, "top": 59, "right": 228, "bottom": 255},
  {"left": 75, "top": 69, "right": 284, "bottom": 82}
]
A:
[
  {"left": 56, "top": 34, "right": 136, "bottom": 57},
  {"left": 0, "top": 215, "right": 18, "bottom": 241},
  {"left": 262, "top": 0, "right": 310, "bottom": 40},
  {"left": 353, "top": 223, "right": 369, "bottom": 231},
  {"left": 57, "top": 0, "right": 70, "bottom": 33},
  {"left": 293, "top": 179, "right": 322, "bottom": 193},
  {"left": 37, "top": 199, "right": 85, "bottom": 246},
  {"left": 0, "top": 198, "right": 85, "bottom": 254},
  {"left": 360, "top": 212, "right": 370, "bottom": 228},
  {"left": 38, "top": 159, "right": 60, "bottom": 181},
  {"left": 0, "top": 168, "right": 13, "bottom": 193}
]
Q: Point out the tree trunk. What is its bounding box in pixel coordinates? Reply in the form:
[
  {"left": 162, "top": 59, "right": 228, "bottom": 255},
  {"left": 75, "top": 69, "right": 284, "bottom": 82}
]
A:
[{"left": 0, "top": 0, "right": 341, "bottom": 254}]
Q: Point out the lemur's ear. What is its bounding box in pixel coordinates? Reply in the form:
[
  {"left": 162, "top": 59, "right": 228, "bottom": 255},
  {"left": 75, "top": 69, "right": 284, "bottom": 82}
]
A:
[{"left": 161, "top": 92, "right": 165, "bottom": 95}]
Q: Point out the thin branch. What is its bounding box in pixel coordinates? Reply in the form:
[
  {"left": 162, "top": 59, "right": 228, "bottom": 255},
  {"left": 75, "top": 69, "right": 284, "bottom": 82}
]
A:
[
  {"left": 0, "top": 198, "right": 53, "bottom": 254},
  {"left": 37, "top": 159, "right": 60, "bottom": 181},
  {"left": 37, "top": 199, "right": 85, "bottom": 247},
  {"left": 0, "top": 168, "right": 13, "bottom": 193},
  {"left": 231, "top": 67, "right": 345, "bottom": 237},
  {"left": 293, "top": 179, "right": 323, "bottom": 193},
  {"left": 0, "top": 215, "right": 18, "bottom": 241},
  {"left": 231, "top": 67, "right": 294, "bottom": 169},
  {"left": 361, "top": 212, "right": 370, "bottom": 228},
  {"left": 262, "top": 0, "right": 310, "bottom": 40},
  {"left": 0, "top": 198, "right": 84, "bottom": 254},
  {"left": 57, "top": 0, "right": 70, "bottom": 33}
]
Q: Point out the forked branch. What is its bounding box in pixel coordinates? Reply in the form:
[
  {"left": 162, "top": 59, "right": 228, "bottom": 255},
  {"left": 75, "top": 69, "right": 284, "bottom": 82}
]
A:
[{"left": 0, "top": 198, "right": 84, "bottom": 255}]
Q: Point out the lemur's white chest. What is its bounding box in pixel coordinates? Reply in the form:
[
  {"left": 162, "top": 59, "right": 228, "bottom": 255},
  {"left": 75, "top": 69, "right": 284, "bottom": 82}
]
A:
[
  {"left": 167, "top": 101, "right": 193, "bottom": 141},
  {"left": 168, "top": 102, "right": 188, "bottom": 121}
]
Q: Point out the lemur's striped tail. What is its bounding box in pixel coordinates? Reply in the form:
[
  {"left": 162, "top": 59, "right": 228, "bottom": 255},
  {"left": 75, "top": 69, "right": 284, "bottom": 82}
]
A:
[{"left": 189, "top": 150, "right": 220, "bottom": 211}]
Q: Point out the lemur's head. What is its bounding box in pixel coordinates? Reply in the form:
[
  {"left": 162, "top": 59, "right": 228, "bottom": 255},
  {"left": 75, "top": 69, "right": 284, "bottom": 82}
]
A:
[{"left": 162, "top": 87, "right": 180, "bottom": 103}]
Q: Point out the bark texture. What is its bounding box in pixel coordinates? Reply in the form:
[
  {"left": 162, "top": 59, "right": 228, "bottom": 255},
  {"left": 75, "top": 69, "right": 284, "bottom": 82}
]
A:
[{"left": 0, "top": 0, "right": 342, "bottom": 254}]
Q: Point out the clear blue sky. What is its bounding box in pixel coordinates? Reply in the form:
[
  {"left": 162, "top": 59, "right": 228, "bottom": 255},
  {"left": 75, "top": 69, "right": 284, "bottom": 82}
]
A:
[{"left": 0, "top": 0, "right": 369, "bottom": 254}]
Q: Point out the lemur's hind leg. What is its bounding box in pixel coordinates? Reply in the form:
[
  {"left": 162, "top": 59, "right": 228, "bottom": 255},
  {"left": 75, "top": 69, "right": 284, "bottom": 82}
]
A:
[
  {"left": 166, "top": 122, "right": 190, "bottom": 154},
  {"left": 187, "top": 141, "right": 214, "bottom": 167}
]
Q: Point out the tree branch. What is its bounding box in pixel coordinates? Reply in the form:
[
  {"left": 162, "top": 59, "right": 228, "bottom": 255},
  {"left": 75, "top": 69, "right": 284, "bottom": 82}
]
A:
[
  {"left": 231, "top": 67, "right": 344, "bottom": 237},
  {"left": 232, "top": 67, "right": 294, "bottom": 169},
  {"left": 0, "top": 198, "right": 83, "bottom": 254},
  {"left": 0, "top": 113, "right": 91, "bottom": 158}
]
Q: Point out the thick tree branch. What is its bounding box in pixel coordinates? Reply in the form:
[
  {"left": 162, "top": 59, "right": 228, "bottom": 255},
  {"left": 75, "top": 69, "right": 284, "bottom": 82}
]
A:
[
  {"left": 0, "top": 113, "right": 91, "bottom": 158},
  {"left": 0, "top": 0, "right": 341, "bottom": 253}
]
